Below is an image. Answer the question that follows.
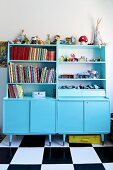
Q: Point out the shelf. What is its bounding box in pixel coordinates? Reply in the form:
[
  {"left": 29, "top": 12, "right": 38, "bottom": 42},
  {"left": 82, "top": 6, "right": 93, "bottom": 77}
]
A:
[
  {"left": 58, "top": 96, "right": 109, "bottom": 101},
  {"left": 9, "top": 60, "right": 56, "bottom": 63},
  {"left": 58, "top": 89, "right": 105, "bottom": 91},
  {"left": 58, "top": 61, "right": 105, "bottom": 64},
  {"left": 9, "top": 43, "right": 56, "bottom": 47},
  {"left": 8, "top": 83, "right": 56, "bottom": 85},
  {"left": 4, "top": 96, "right": 56, "bottom": 100},
  {"left": 9, "top": 43, "right": 105, "bottom": 48},
  {"left": 57, "top": 44, "right": 106, "bottom": 49},
  {"left": 58, "top": 88, "right": 106, "bottom": 97},
  {"left": 58, "top": 78, "right": 106, "bottom": 81}
]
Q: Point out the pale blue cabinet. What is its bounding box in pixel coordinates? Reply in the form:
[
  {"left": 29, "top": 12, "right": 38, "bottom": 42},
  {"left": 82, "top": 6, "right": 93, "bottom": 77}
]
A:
[
  {"left": 57, "top": 99, "right": 110, "bottom": 137},
  {"left": 58, "top": 101, "right": 83, "bottom": 133},
  {"left": 84, "top": 101, "right": 110, "bottom": 133},
  {"left": 30, "top": 99, "right": 56, "bottom": 133},
  {"left": 3, "top": 100, "right": 29, "bottom": 134},
  {"left": 3, "top": 44, "right": 110, "bottom": 145}
]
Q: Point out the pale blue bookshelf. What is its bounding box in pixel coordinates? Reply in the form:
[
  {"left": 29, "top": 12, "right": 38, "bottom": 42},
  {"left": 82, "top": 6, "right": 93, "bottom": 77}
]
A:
[{"left": 3, "top": 43, "right": 110, "bottom": 146}]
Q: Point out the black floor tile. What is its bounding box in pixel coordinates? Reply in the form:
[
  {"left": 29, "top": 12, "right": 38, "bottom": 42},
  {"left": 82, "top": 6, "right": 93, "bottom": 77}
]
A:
[
  {"left": 42, "top": 147, "right": 72, "bottom": 164},
  {"left": 0, "top": 147, "right": 17, "bottom": 164},
  {"left": 20, "top": 135, "right": 46, "bottom": 147},
  {"left": 69, "top": 143, "right": 92, "bottom": 147},
  {"left": 0, "top": 134, "right": 6, "bottom": 142},
  {"left": 94, "top": 147, "right": 113, "bottom": 163},
  {"left": 74, "top": 163, "right": 105, "bottom": 170},
  {"left": 8, "top": 165, "right": 41, "bottom": 170}
]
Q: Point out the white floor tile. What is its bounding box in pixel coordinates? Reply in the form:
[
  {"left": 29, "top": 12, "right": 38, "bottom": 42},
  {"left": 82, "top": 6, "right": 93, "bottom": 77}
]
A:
[
  {"left": 0, "top": 164, "right": 9, "bottom": 170},
  {"left": 103, "top": 163, "right": 113, "bottom": 170},
  {"left": 10, "top": 147, "right": 44, "bottom": 164},
  {"left": 0, "top": 136, "right": 23, "bottom": 147},
  {"left": 70, "top": 147, "right": 101, "bottom": 164},
  {"left": 41, "top": 164, "right": 74, "bottom": 170},
  {"left": 45, "top": 135, "right": 69, "bottom": 147}
]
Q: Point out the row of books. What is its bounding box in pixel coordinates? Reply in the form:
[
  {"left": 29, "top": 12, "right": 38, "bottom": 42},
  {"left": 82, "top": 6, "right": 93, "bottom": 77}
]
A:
[
  {"left": 8, "top": 84, "right": 23, "bottom": 98},
  {"left": 11, "top": 46, "right": 56, "bottom": 61},
  {"left": 8, "top": 63, "right": 56, "bottom": 83}
]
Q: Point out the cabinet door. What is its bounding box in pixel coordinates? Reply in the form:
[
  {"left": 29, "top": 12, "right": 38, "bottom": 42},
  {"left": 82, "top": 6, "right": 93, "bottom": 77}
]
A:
[
  {"left": 58, "top": 101, "right": 83, "bottom": 133},
  {"left": 84, "top": 101, "right": 110, "bottom": 133},
  {"left": 3, "top": 100, "right": 29, "bottom": 133},
  {"left": 30, "top": 99, "right": 56, "bottom": 133}
]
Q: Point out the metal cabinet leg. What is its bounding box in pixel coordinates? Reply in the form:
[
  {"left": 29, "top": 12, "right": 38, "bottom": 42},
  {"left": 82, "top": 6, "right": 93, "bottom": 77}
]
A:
[
  {"left": 101, "top": 134, "right": 104, "bottom": 145},
  {"left": 63, "top": 134, "right": 66, "bottom": 146},
  {"left": 49, "top": 134, "right": 51, "bottom": 146},
  {"left": 9, "top": 135, "right": 12, "bottom": 146}
]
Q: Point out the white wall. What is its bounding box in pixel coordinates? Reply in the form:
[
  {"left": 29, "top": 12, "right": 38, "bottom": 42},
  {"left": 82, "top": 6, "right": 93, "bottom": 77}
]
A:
[{"left": 0, "top": 0, "right": 113, "bottom": 129}]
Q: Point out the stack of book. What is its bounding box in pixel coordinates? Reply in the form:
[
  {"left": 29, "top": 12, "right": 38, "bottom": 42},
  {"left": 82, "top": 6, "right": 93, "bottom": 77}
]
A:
[
  {"left": 8, "top": 63, "right": 56, "bottom": 83},
  {"left": 8, "top": 84, "right": 24, "bottom": 98},
  {"left": 11, "top": 46, "right": 56, "bottom": 61}
]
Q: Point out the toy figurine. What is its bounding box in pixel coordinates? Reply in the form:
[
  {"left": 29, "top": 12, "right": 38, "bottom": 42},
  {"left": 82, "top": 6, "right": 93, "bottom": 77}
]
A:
[
  {"left": 66, "top": 37, "right": 71, "bottom": 44},
  {"left": 71, "top": 36, "right": 76, "bottom": 44},
  {"left": 79, "top": 56, "right": 86, "bottom": 62},
  {"left": 31, "top": 36, "right": 37, "bottom": 44},
  {"left": 60, "top": 40, "right": 66, "bottom": 44},
  {"left": 70, "top": 54, "right": 78, "bottom": 62},
  {"left": 30, "top": 35, "right": 45, "bottom": 44},
  {"left": 79, "top": 84, "right": 84, "bottom": 89},
  {"left": 13, "top": 29, "right": 27, "bottom": 44},
  {"left": 17, "top": 29, "right": 25, "bottom": 42},
  {"left": 59, "top": 56, "right": 65, "bottom": 62},
  {"left": 36, "top": 36, "right": 45, "bottom": 44},
  {"left": 79, "top": 36, "right": 88, "bottom": 45},
  {"left": 64, "top": 56, "right": 67, "bottom": 61},
  {"left": 93, "top": 84, "right": 100, "bottom": 89},
  {"left": 22, "top": 34, "right": 30, "bottom": 44},
  {"left": 52, "top": 35, "right": 60, "bottom": 44},
  {"left": 45, "top": 34, "right": 51, "bottom": 44},
  {"left": 13, "top": 39, "right": 21, "bottom": 44},
  {"left": 88, "top": 70, "right": 99, "bottom": 79}
]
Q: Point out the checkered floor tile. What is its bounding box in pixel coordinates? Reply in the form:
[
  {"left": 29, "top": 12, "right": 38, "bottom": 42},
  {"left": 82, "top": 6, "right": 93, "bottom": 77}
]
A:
[{"left": 0, "top": 135, "right": 113, "bottom": 170}]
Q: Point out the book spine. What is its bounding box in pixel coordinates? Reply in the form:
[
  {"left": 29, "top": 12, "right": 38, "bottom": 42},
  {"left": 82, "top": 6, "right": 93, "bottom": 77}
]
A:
[
  {"left": 11, "top": 46, "right": 14, "bottom": 60},
  {"left": 10, "top": 85, "right": 15, "bottom": 98},
  {"left": 50, "top": 51, "right": 56, "bottom": 60},
  {"left": 26, "top": 47, "right": 30, "bottom": 60},
  {"left": 8, "top": 85, "right": 12, "bottom": 98},
  {"left": 22, "top": 47, "right": 25, "bottom": 60},
  {"left": 17, "top": 65, "right": 20, "bottom": 83},
  {"left": 22, "top": 65, "right": 24, "bottom": 83},
  {"left": 30, "top": 65, "right": 32, "bottom": 83},
  {"left": 29, "top": 47, "right": 32, "bottom": 60},
  {"left": 13, "top": 85, "right": 17, "bottom": 98},
  {"left": 8, "top": 63, "right": 11, "bottom": 83},
  {"left": 13, "top": 47, "right": 18, "bottom": 60},
  {"left": 10, "top": 63, "right": 13, "bottom": 83},
  {"left": 24, "top": 66, "right": 27, "bottom": 83}
]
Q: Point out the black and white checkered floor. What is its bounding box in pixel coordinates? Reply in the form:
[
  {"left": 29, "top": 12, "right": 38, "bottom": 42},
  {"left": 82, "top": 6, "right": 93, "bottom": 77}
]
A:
[{"left": 0, "top": 135, "right": 113, "bottom": 170}]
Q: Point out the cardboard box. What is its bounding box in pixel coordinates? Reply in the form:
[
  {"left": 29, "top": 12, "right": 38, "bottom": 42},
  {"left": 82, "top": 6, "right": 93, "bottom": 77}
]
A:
[{"left": 32, "top": 91, "right": 46, "bottom": 98}]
